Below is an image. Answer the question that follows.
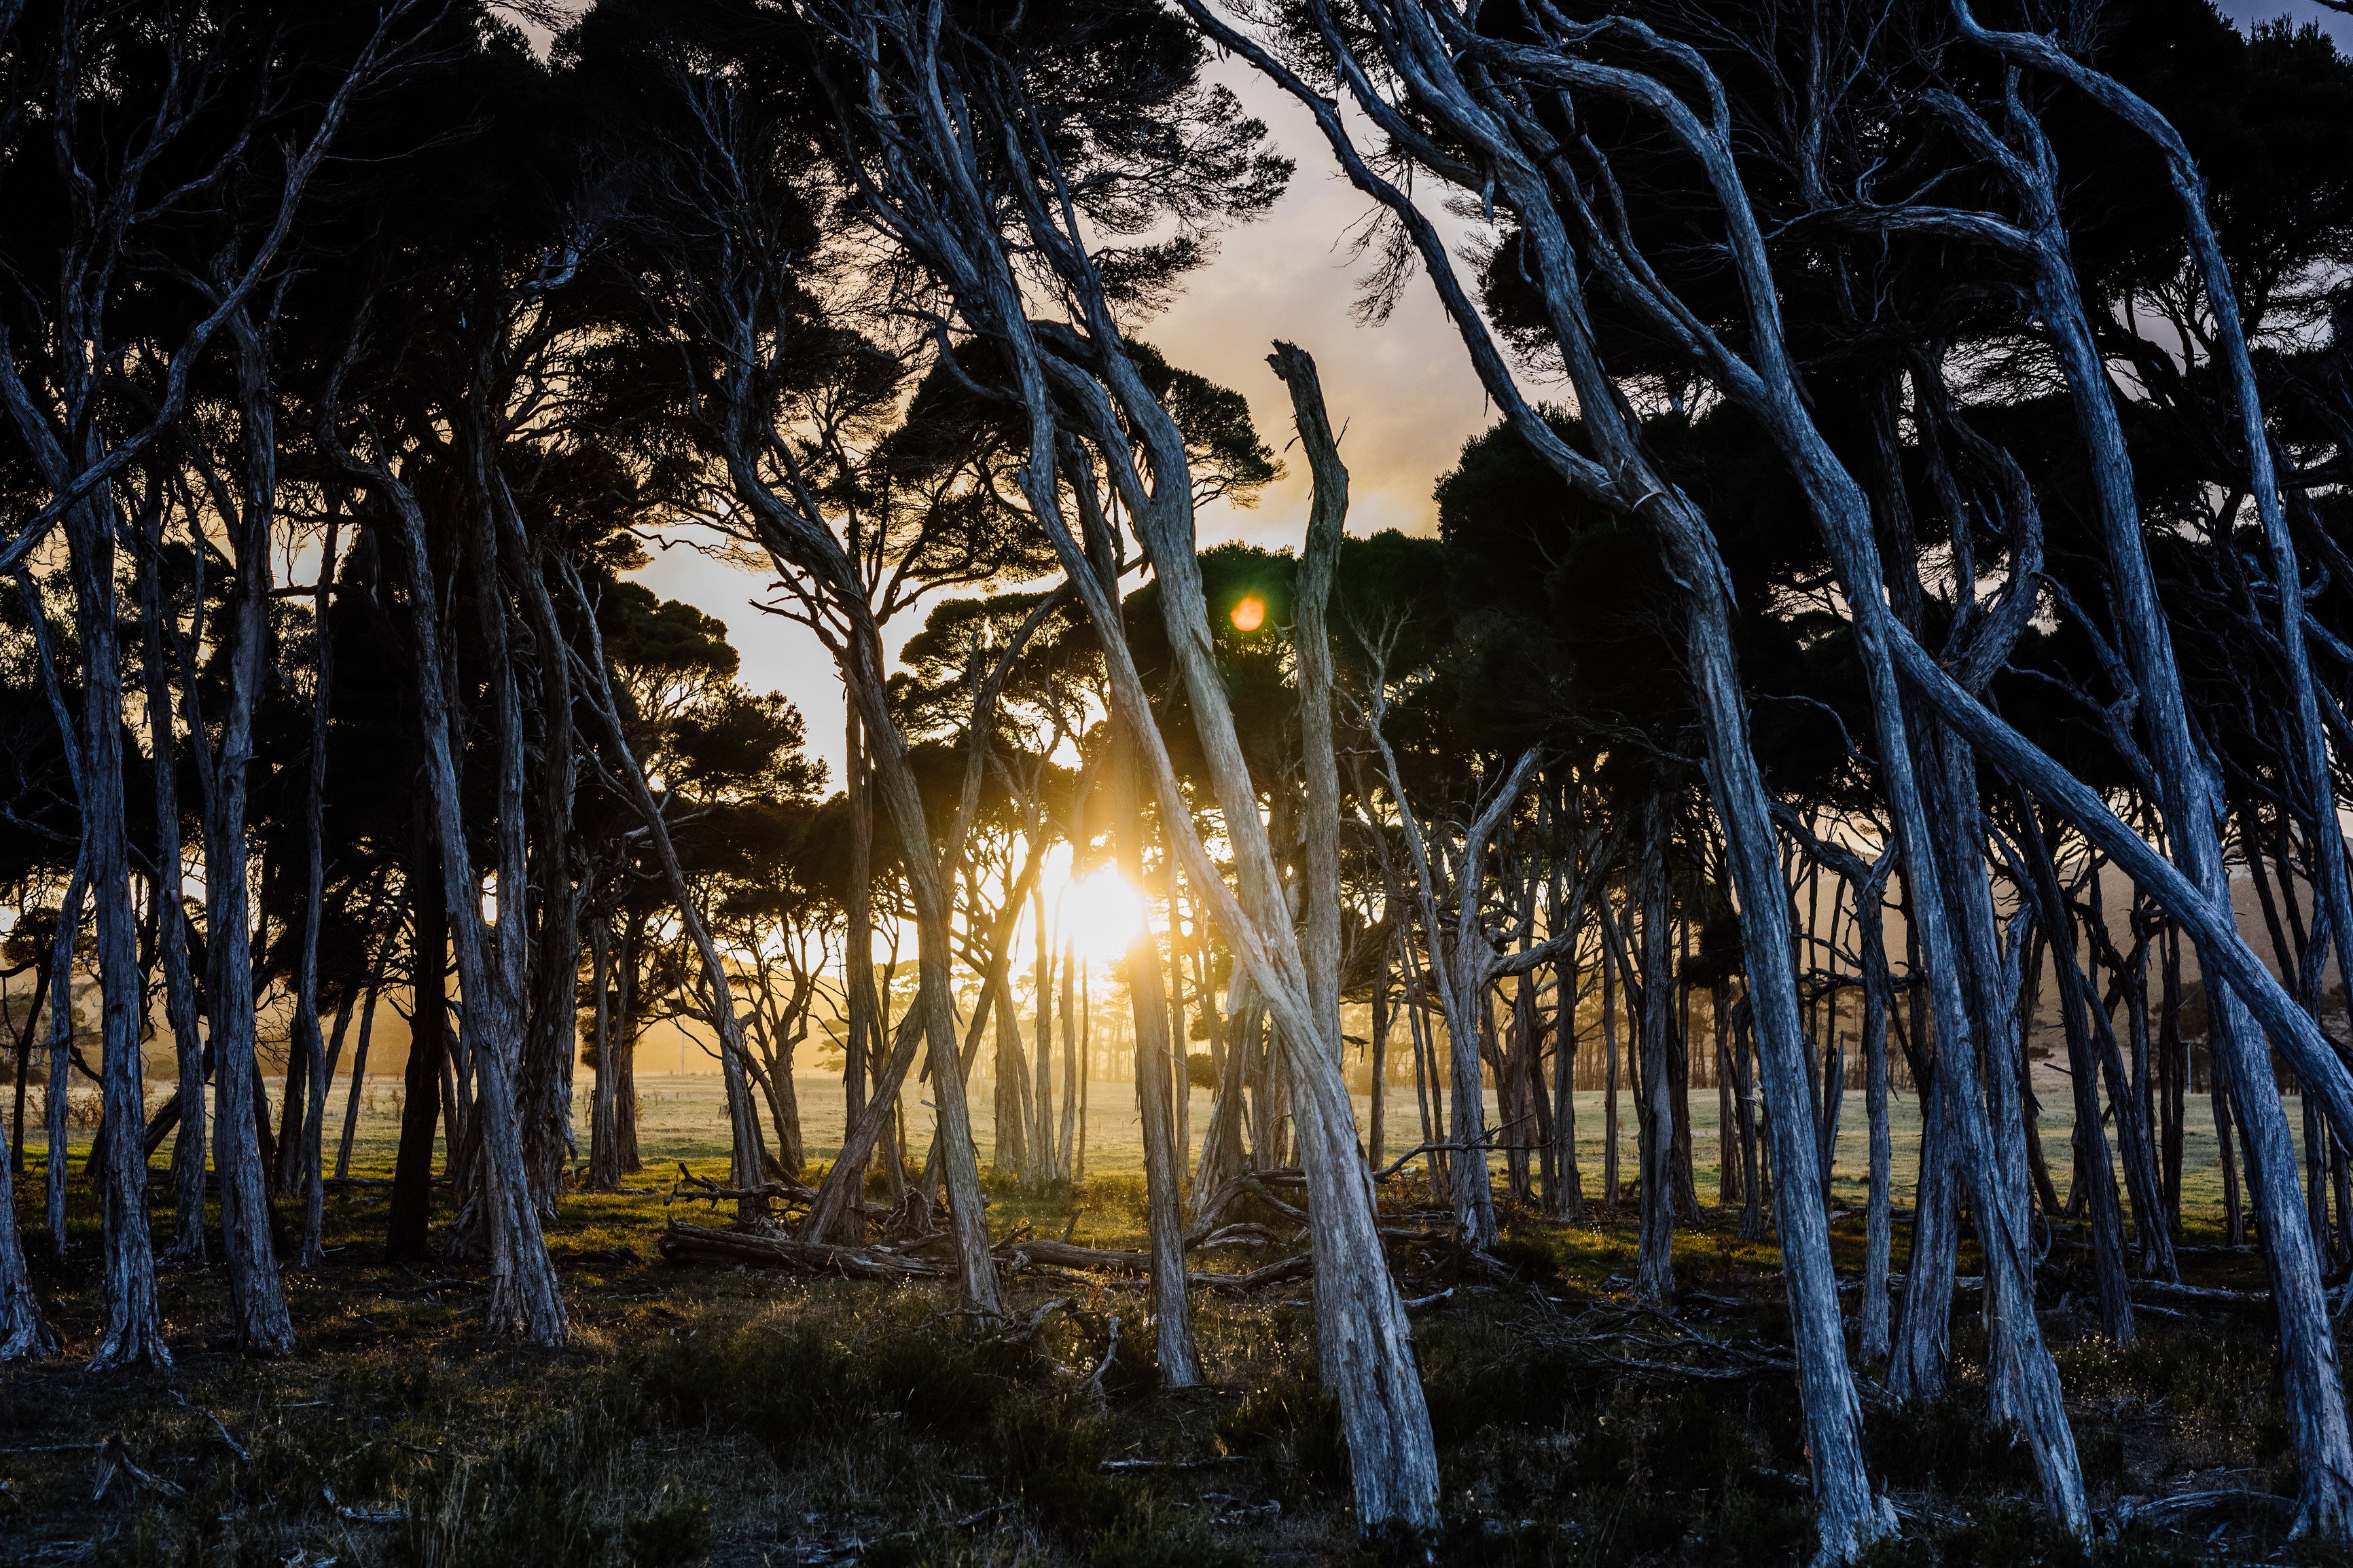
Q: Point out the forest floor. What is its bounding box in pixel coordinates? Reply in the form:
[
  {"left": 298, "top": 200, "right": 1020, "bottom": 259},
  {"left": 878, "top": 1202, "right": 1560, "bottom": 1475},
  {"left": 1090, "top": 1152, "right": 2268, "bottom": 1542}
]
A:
[{"left": 2, "top": 1138, "right": 2348, "bottom": 1568}]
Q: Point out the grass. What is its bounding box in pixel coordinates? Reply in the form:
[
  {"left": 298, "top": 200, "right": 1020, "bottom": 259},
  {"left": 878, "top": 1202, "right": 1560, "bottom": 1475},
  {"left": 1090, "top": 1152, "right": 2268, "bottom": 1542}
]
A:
[
  {"left": 0, "top": 1075, "right": 2338, "bottom": 1565},
  {"left": 26, "top": 1063, "right": 2282, "bottom": 1224}
]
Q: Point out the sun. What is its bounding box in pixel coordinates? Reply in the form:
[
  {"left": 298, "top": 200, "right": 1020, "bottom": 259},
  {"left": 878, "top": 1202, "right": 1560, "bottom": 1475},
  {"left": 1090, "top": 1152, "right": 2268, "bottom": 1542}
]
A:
[
  {"left": 1228, "top": 594, "right": 1265, "bottom": 632},
  {"left": 1064, "top": 868, "right": 1146, "bottom": 963}
]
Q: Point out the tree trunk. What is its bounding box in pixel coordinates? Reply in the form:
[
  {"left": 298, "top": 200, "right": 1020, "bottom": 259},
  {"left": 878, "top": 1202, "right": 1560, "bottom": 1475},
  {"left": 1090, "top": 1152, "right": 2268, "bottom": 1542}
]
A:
[
  {"left": 586, "top": 912, "right": 618, "bottom": 1190},
  {"left": 516, "top": 553, "right": 583, "bottom": 1220},
  {"left": 337, "top": 965, "right": 384, "bottom": 1182},
  {"left": 841, "top": 708, "right": 876, "bottom": 1202},
  {"left": 288, "top": 525, "right": 340, "bottom": 1264},
  {"left": 43, "top": 859, "right": 84, "bottom": 1252},
  {"left": 62, "top": 481, "right": 168, "bottom": 1368},
  {"left": 614, "top": 910, "right": 642, "bottom": 1175},
  {"left": 2015, "top": 812, "right": 2134, "bottom": 1345},
  {"left": 1858, "top": 879, "right": 1896, "bottom": 1366},
  {"left": 1602, "top": 923, "right": 1620, "bottom": 1216},
  {"left": 1111, "top": 727, "right": 1203, "bottom": 1387},
  {"left": 570, "top": 591, "right": 770, "bottom": 1224},
  {"left": 12, "top": 959, "right": 48, "bottom": 1182},
  {"left": 1716, "top": 975, "right": 1739, "bottom": 1211},
  {"left": 390, "top": 796, "right": 446, "bottom": 1262},
  {"left": 1634, "top": 790, "right": 1677, "bottom": 1305},
  {"left": 139, "top": 524, "right": 206, "bottom": 1266},
  {"left": 1060, "top": 933, "right": 1079, "bottom": 1184},
  {"left": 1549, "top": 921, "right": 1583, "bottom": 1220}
]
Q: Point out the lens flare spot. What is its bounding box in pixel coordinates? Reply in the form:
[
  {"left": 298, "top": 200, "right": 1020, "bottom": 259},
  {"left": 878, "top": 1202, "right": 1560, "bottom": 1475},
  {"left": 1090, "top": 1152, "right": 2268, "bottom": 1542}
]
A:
[{"left": 1229, "top": 595, "right": 1266, "bottom": 632}]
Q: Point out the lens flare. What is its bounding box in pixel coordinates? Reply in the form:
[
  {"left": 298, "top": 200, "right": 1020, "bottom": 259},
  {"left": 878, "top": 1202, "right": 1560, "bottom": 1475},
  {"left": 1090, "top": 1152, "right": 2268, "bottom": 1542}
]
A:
[{"left": 1229, "top": 594, "right": 1266, "bottom": 632}]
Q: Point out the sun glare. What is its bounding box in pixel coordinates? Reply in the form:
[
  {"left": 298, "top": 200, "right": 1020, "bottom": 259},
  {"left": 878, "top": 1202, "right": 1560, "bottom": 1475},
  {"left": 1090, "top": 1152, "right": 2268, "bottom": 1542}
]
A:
[
  {"left": 1064, "top": 868, "right": 1146, "bottom": 962},
  {"left": 1228, "top": 594, "right": 1265, "bottom": 632}
]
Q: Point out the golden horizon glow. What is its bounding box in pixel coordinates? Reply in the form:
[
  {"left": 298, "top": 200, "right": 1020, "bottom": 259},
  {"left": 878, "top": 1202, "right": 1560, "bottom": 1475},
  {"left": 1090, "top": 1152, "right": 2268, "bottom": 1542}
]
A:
[{"left": 1229, "top": 594, "right": 1265, "bottom": 632}]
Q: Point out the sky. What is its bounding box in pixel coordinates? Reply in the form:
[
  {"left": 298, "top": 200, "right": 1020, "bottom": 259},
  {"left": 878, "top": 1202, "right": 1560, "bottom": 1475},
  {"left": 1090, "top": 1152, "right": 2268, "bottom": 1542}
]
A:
[
  {"left": 626, "top": 1, "right": 2353, "bottom": 786},
  {"left": 630, "top": 57, "right": 1500, "bottom": 784}
]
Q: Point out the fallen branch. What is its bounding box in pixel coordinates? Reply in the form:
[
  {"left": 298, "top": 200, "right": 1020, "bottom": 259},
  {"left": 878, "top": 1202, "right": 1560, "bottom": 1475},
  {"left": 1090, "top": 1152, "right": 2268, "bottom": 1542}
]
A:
[
  {"left": 1196, "top": 1254, "right": 1312, "bottom": 1294},
  {"left": 667, "top": 1161, "right": 818, "bottom": 1209},
  {"left": 1003, "top": 1237, "right": 1313, "bottom": 1294},
  {"left": 169, "top": 1391, "right": 249, "bottom": 1463},
  {"left": 1185, "top": 1173, "right": 1308, "bottom": 1243},
  {"left": 93, "top": 1438, "right": 185, "bottom": 1501},
  {"left": 1000, "top": 1238, "right": 1149, "bottom": 1273},
  {"left": 1370, "top": 1116, "right": 1536, "bottom": 1181},
  {"left": 1097, "top": 1455, "right": 1250, "bottom": 1474},
  {"left": 658, "top": 1220, "right": 947, "bottom": 1281},
  {"left": 1075, "top": 1315, "right": 1121, "bottom": 1411},
  {"left": 2130, "top": 1279, "right": 2267, "bottom": 1309}
]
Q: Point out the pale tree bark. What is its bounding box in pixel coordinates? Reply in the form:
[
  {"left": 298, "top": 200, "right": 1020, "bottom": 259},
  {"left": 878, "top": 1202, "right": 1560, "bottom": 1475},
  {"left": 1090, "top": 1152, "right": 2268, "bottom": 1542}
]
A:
[
  {"left": 1174, "top": 10, "right": 1895, "bottom": 1551},
  {"left": 137, "top": 506, "right": 206, "bottom": 1265},
  {"left": 1946, "top": 11, "right": 2353, "bottom": 1527},
  {"left": 774, "top": 5, "right": 1441, "bottom": 1517},
  {"left": 66, "top": 489, "right": 167, "bottom": 1370},
  {"left": 1311, "top": 10, "right": 2090, "bottom": 1519},
  {"left": 326, "top": 431, "right": 567, "bottom": 1345},
  {"left": 191, "top": 306, "right": 294, "bottom": 1355},
  {"left": 291, "top": 522, "right": 342, "bottom": 1268},
  {"left": 1109, "top": 727, "right": 1203, "bottom": 1387},
  {"left": 1894, "top": 43, "right": 2348, "bottom": 1518},
  {"left": 1269, "top": 341, "right": 1347, "bottom": 1040},
  {"left": 0, "top": 1067, "right": 54, "bottom": 1357}
]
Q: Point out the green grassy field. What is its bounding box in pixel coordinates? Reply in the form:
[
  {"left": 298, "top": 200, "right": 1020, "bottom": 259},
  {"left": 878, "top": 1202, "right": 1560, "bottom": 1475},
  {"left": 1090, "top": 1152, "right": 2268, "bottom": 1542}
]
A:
[{"left": 49, "top": 1062, "right": 2244, "bottom": 1219}]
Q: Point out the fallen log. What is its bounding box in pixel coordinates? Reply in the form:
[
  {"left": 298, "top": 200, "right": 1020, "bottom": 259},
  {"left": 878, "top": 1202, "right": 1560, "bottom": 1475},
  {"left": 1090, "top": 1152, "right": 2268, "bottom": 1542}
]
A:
[
  {"left": 1199, "top": 1254, "right": 1311, "bottom": 1294},
  {"left": 1001, "top": 1238, "right": 1312, "bottom": 1294},
  {"left": 658, "top": 1220, "right": 947, "bottom": 1281},
  {"left": 663, "top": 1221, "right": 1314, "bottom": 1292},
  {"left": 1001, "top": 1238, "right": 1152, "bottom": 1273}
]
